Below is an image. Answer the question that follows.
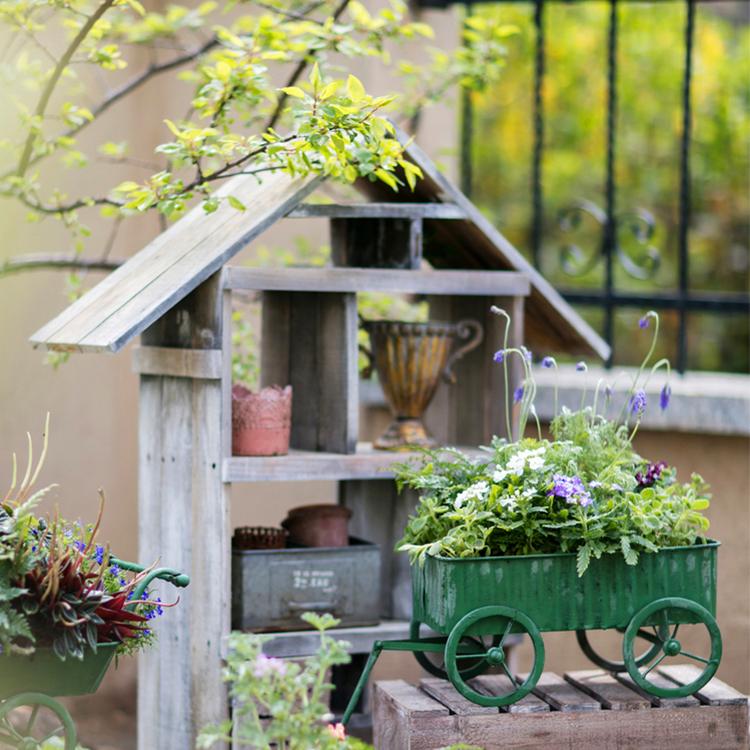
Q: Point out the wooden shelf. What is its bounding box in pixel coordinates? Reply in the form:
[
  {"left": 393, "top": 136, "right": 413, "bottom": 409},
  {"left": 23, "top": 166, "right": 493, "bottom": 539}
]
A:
[
  {"left": 223, "top": 442, "right": 485, "bottom": 483},
  {"left": 286, "top": 202, "right": 466, "bottom": 220},
  {"left": 222, "top": 266, "right": 530, "bottom": 297},
  {"left": 259, "top": 620, "right": 413, "bottom": 658}
]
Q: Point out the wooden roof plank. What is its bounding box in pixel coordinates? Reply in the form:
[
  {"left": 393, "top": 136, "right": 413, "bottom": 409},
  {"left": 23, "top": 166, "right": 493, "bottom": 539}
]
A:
[
  {"left": 391, "top": 135, "right": 610, "bottom": 360},
  {"left": 34, "top": 173, "right": 319, "bottom": 352}
]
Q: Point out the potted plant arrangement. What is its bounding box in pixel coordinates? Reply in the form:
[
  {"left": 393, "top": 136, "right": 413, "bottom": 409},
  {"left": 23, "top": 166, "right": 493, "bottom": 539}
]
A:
[
  {"left": 342, "top": 310, "right": 721, "bottom": 722},
  {"left": 0, "top": 419, "right": 188, "bottom": 749},
  {"left": 231, "top": 309, "right": 293, "bottom": 457}
]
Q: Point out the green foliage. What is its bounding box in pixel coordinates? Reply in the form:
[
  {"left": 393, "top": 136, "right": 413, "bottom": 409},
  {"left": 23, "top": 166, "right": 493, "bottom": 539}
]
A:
[
  {"left": 198, "top": 612, "right": 365, "bottom": 750},
  {"left": 0, "top": 0, "right": 513, "bottom": 261},
  {"left": 470, "top": 3, "right": 749, "bottom": 372},
  {"left": 397, "top": 311, "right": 710, "bottom": 575},
  {"left": 396, "top": 414, "right": 711, "bottom": 576},
  {"left": 0, "top": 421, "right": 170, "bottom": 660}
]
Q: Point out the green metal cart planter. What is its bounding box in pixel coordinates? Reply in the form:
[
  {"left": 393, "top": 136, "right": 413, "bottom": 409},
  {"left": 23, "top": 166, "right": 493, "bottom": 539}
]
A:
[
  {"left": 0, "top": 559, "right": 189, "bottom": 750},
  {"left": 342, "top": 540, "right": 721, "bottom": 723}
]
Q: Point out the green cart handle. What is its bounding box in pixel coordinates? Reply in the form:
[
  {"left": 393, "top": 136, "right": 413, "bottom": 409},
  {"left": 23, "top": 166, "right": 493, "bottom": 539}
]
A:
[{"left": 110, "top": 556, "right": 190, "bottom": 603}]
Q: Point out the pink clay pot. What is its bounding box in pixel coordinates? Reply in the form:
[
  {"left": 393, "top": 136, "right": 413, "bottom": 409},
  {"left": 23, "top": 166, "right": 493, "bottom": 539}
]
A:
[{"left": 232, "top": 384, "right": 292, "bottom": 457}]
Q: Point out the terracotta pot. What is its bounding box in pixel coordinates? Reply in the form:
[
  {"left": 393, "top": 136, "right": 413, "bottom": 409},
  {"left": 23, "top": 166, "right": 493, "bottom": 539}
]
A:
[
  {"left": 232, "top": 384, "right": 292, "bottom": 456},
  {"left": 232, "top": 526, "right": 288, "bottom": 551},
  {"left": 282, "top": 504, "right": 352, "bottom": 548}
]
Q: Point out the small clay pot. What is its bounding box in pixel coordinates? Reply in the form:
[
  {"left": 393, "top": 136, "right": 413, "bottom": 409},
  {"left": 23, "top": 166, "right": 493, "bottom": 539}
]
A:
[
  {"left": 232, "top": 384, "right": 292, "bottom": 456},
  {"left": 282, "top": 504, "right": 352, "bottom": 548},
  {"left": 233, "top": 526, "right": 288, "bottom": 551}
]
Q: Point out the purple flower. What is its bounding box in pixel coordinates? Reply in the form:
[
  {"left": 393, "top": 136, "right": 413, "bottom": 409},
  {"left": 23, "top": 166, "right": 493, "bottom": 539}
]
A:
[
  {"left": 253, "top": 654, "right": 287, "bottom": 679},
  {"left": 636, "top": 460, "right": 667, "bottom": 489},
  {"left": 638, "top": 315, "right": 650, "bottom": 329},
  {"left": 541, "top": 356, "right": 556, "bottom": 369},
  {"left": 513, "top": 385, "right": 524, "bottom": 404},
  {"left": 521, "top": 347, "right": 532, "bottom": 362},
  {"left": 548, "top": 473, "right": 593, "bottom": 507},
  {"left": 659, "top": 384, "right": 671, "bottom": 411},
  {"left": 576, "top": 361, "right": 587, "bottom": 372},
  {"left": 629, "top": 390, "right": 647, "bottom": 416},
  {"left": 94, "top": 545, "right": 104, "bottom": 565},
  {"left": 604, "top": 383, "right": 613, "bottom": 399},
  {"left": 493, "top": 350, "right": 505, "bottom": 364},
  {"left": 110, "top": 563, "right": 119, "bottom": 576},
  {"left": 74, "top": 540, "right": 86, "bottom": 553}
]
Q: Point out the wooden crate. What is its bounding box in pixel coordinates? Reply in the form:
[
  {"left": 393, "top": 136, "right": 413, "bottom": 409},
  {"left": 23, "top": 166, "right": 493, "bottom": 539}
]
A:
[{"left": 373, "top": 665, "right": 749, "bottom": 750}]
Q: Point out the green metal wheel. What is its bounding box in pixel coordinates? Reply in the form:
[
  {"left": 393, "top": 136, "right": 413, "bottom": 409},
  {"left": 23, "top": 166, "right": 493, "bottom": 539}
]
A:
[
  {"left": 445, "top": 605, "right": 545, "bottom": 707},
  {"left": 576, "top": 626, "right": 664, "bottom": 673},
  {"left": 409, "top": 620, "right": 493, "bottom": 681},
  {"left": 623, "top": 597, "right": 722, "bottom": 698},
  {"left": 0, "top": 692, "right": 77, "bottom": 750}
]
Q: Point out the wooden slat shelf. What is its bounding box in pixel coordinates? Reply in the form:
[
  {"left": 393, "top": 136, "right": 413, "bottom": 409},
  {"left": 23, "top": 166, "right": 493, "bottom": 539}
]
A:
[
  {"left": 223, "top": 442, "right": 485, "bottom": 483},
  {"left": 373, "top": 670, "right": 749, "bottom": 749},
  {"left": 222, "top": 267, "right": 531, "bottom": 297},
  {"left": 286, "top": 202, "right": 466, "bottom": 219},
  {"left": 260, "top": 620, "right": 412, "bottom": 658}
]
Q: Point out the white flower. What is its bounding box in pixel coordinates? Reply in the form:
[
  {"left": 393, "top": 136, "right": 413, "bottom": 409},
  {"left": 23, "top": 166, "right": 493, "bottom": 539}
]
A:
[
  {"left": 494, "top": 446, "right": 547, "bottom": 479},
  {"left": 499, "top": 493, "right": 518, "bottom": 510},
  {"left": 454, "top": 480, "right": 490, "bottom": 508},
  {"left": 527, "top": 455, "right": 545, "bottom": 471}
]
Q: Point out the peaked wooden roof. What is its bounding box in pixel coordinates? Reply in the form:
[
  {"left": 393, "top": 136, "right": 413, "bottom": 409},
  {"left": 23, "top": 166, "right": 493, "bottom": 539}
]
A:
[{"left": 30, "top": 134, "right": 609, "bottom": 359}]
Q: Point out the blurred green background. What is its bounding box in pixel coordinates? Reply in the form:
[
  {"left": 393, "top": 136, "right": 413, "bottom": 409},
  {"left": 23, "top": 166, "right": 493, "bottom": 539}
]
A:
[{"left": 468, "top": 1, "right": 749, "bottom": 372}]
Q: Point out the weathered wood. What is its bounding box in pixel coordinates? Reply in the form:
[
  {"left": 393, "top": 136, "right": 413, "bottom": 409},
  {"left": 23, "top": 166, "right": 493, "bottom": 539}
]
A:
[
  {"left": 373, "top": 676, "right": 750, "bottom": 750},
  {"left": 525, "top": 671, "right": 601, "bottom": 712},
  {"left": 426, "top": 296, "right": 519, "bottom": 445},
  {"left": 564, "top": 669, "right": 651, "bottom": 710},
  {"left": 615, "top": 671, "right": 701, "bottom": 708},
  {"left": 131, "top": 345, "right": 222, "bottom": 379},
  {"left": 32, "top": 171, "right": 320, "bottom": 353},
  {"left": 357, "top": 126, "right": 611, "bottom": 359},
  {"left": 137, "top": 274, "right": 229, "bottom": 750},
  {"left": 259, "top": 292, "right": 291, "bottom": 389},
  {"left": 331, "top": 217, "right": 422, "bottom": 269},
  {"left": 223, "top": 443, "right": 484, "bottom": 483},
  {"left": 261, "top": 620, "right": 414, "bottom": 658},
  {"left": 469, "top": 674, "right": 550, "bottom": 713},
  {"left": 286, "top": 202, "right": 465, "bottom": 219},
  {"left": 223, "top": 267, "right": 531, "bottom": 297},
  {"left": 419, "top": 678, "right": 498, "bottom": 716},
  {"left": 658, "top": 665, "right": 749, "bottom": 706}
]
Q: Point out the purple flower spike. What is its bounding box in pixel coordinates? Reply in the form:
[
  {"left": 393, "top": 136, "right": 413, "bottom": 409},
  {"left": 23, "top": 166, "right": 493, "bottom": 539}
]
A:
[
  {"left": 513, "top": 385, "right": 524, "bottom": 404},
  {"left": 541, "top": 356, "right": 556, "bottom": 369},
  {"left": 493, "top": 349, "right": 505, "bottom": 364},
  {"left": 629, "top": 389, "right": 647, "bottom": 416},
  {"left": 638, "top": 315, "right": 650, "bottom": 329},
  {"left": 659, "top": 384, "right": 671, "bottom": 411},
  {"left": 575, "top": 361, "right": 587, "bottom": 372},
  {"left": 521, "top": 347, "right": 532, "bottom": 362}
]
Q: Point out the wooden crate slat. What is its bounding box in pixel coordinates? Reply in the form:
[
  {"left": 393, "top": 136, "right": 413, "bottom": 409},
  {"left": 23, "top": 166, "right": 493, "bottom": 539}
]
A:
[
  {"left": 469, "top": 674, "right": 550, "bottom": 713},
  {"left": 522, "top": 671, "right": 602, "bottom": 712},
  {"left": 564, "top": 669, "right": 651, "bottom": 710},
  {"left": 373, "top": 674, "right": 750, "bottom": 750},
  {"left": 419, "top": 678, "right": 498, "bottom": 716},
  {"left": 223, "top": 266, "right": 531, "bottom": 296},
  {"left": 615, "top": 671, "right": 701, "bottom": 708},
  {"left": 286, "top": 202, "right": 466, "bottom": 219},
  {"left": 658, "top": 665, "right": 749, "bottom": 706},
  {"left": 377, "top": 680, "right": 452, "bottom": 717}
]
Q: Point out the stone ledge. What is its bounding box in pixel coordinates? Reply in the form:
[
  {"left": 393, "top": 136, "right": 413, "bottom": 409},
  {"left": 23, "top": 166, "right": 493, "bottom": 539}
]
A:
[{"left": 360, "top": 369, "right": 750, "bottom": 438}]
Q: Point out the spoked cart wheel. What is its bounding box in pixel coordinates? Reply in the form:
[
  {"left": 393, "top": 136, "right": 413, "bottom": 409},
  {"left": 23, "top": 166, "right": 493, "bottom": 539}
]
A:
[
  {"left": 0, "top": 692, "right": 77, "bottom": 750},
  {"left": 576, "top": 625, "right": 664, "bottom": 673},
  {"left": 410, "top": 620, "right": 496, "bottom": 681},
  {"left": 445, "top": 605, "right": 545, "bottom": 707},
  {"left": 623, "top": 596, "right": 722, "bottom": 698}
]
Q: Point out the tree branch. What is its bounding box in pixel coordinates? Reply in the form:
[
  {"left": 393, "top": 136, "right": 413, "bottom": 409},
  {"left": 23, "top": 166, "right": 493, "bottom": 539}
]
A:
[
  {"left": 0, "top": 254, "right": 124, "bottom": 277},
  {"left": 17, "top": 0, "right": 117, "bottom": 177},
  {"left": 265, "top": 0, "right": 352, "bottom": 131}
]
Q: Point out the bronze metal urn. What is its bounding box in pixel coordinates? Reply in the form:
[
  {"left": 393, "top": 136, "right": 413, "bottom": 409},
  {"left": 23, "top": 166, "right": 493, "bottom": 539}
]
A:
[{"left": 361, "top": 319, "right": 483, "bottom": 450}]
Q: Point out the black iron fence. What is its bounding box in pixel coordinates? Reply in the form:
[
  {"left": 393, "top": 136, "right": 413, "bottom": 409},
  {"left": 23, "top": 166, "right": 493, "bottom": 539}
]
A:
[{"left": 426, "top": 0, "right": 749, "bottom": 372}]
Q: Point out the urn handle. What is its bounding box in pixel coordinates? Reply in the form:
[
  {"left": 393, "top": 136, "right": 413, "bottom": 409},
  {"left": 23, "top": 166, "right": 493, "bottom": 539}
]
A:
[{"left": 442, "top": 319, "right": 484, "bottom": 384}]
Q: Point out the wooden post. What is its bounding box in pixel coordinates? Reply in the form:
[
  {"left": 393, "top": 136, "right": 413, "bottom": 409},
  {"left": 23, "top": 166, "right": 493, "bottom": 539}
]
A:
[
  {"left": 137, "top": 272, "right": 230, "bottom": 750},
  {"left": 331, "top": 217, "right": 423, "bottom": 269}
]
